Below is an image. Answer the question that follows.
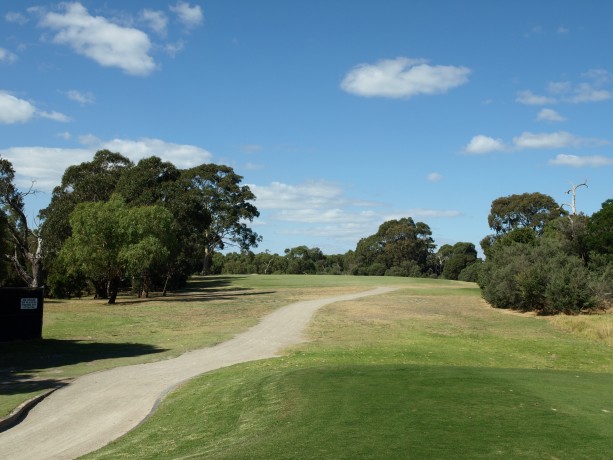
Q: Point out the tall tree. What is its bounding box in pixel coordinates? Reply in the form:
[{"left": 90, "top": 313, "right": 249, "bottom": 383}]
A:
[
  {"left": 60, "top": 196, "right": 176, "bottom": 304},
  {"left": 0, "top": 157, "right": 43, "bottom": 287},
  {"left": 182, "top": 164, "right": 261, "bottom": 274},
  {"left": 355, "top": 217, "right": 435, "bottom": 276},
  {"left": 436, "top": 242, "right": 478, "bottom": 280},
  {"left": 40, "top": 150, "right": 133, "bottom": 260},
  {"left": 488, "top": 192, "right": 565, "bottom": 236},
  {"left": 587, "top": 199, "right": 613, "bottom": 257}
]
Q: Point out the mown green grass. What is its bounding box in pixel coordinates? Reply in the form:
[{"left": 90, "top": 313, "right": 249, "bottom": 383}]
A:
[
  {"left": 1, "top": 275, "right": 445, "bottom": 417},
  {"left": 85, "top": 279, "right": 613, "bottom": 460}
]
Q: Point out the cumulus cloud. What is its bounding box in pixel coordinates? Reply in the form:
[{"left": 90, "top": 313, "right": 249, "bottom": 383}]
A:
[
  {"left": 465, "top": 131, "right": 606, "bottom": 154},
  {"left": 341, "top": 57, "right": 471, "bottom": 99},
  {"left": 0, "top": 92, "right": 36, "bottom": 123},
  {"left": 549, "top": 154, "right": 613, "bottom": 167},
  {"left": 249, "top": 181, "right": 346, "bottom": 211},
  {"left": 426, "top": 172, "right": 443, "bottom": 182},
  {"left": 464, "top": 135, "right": 506, "bottom": 154},
  {"left": 0, "top": 91, "right": 71, "bottom": 124},
  {"left": 0, "top": 147, "right": 93, "bottom": 190},
  {"left": 0, "top": 48, "right": 17, "bottom": 64},
  {"left": 169, "top": 2, "right": 204, "bottom": 29},
  {"left": 99, "top": 138, "right": 213, "bottom": 169},
  {"left": 1, "top": 137, "right": 213, "bottom": 192},
  {"left": 250, "top": 180, "right": 460, "bottom": 226},
  {"left": 513, "top": 131, "right": 580, "bottom": 149},
  {"left": 39, "top": 3, "right": 156, "bottom": 76},
  {"left": 536, "top": 108, "right": 566, "bottom": 122}
]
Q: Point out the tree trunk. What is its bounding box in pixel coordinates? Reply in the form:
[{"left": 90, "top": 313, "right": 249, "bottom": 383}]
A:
[
  {"left": 107, "top": 277, "right": 119, "bottom": 304},
  {"left": 28, "top": 238, "right": 44, "bottom": 288},
  {"left": 201, "top": 246, "right": 213, "bottom": 275},
  {"left": 93, "top": 279, "right": 108, "bottom": 299}
]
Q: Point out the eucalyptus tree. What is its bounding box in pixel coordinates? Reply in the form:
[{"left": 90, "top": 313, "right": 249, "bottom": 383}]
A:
[
  {"left": 39, "top": 150, "right": 133, "bottom": 268},
  {"left": 0, "top": 156, "right": 43, "bottom": 287},
  {"left": 487, "top": 192, "right": 564, "bottom": 236},
  {"left": 60, "top": 195, "right": 176, "bottom": 304},
  {"left": 587, "top": 199, "right": 613, "bottom": 257},
  {"left": 355, "top": 217, "right": 435, "bottom": 276},
  {"left": 181, "top": 164, "right": 261, "bottom": 274}
]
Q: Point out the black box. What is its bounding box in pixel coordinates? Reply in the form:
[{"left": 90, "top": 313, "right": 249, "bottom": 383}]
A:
[{"left": 0, "top": 288, "right": 44, "bottom": 341}]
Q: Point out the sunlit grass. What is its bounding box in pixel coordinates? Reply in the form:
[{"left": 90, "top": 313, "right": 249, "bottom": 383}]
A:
[
  {"left": 549, "top": 312, "right": 613, "bottom": 347},
  {"left": 86, "top": 278, "right": 613, "bottom": 460}
]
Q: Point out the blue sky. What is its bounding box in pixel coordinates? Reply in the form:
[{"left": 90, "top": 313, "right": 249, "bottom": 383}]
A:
[{"left": 1, "top": 1, "right": 613, "bottom": 256}]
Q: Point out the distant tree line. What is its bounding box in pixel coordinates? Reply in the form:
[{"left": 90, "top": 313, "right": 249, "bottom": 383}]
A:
[{"left": 211, "top": 217, "right": 480, "bottom": 282}]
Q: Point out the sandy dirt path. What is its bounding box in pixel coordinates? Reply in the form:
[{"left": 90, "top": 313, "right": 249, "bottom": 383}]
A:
[{"left": 0, "top": 286, "right": 396, "bottom": 460}]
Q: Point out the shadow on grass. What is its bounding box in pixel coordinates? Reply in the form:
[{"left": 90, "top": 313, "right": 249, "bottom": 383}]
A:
[
  {"left": 103, "top": 276, "right": 276, "bottom": 305},
  {"left": 0, "top": 339, "right": 167, "bottom": 396}
]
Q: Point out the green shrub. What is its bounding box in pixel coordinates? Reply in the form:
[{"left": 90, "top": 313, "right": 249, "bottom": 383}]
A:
[
  {"left": 479, "top": 239, "right": 598, "bottom": 314},
  {"left": 458, "top": 261, "right": 481, "bottom": 282}
]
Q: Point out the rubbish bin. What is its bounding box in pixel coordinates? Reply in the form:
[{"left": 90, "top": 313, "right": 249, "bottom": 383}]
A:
[{"left": 0, "top": 288, "right": 44, "bottom": 341}]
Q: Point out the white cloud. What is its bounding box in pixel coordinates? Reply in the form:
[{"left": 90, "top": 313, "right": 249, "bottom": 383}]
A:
[
  {"left": 100, "top": 138, "right": 213, "bottom": 169},
  {"left": 537, "top": 108, "right": 566, "bottom": 122},
  {"left": 169, "top": 2, "right": 204, "bottom": 29},
  {"left": 38, "top": 110, "right": 71, "bottom": 122},
  {"left": 1, "top": 137, "right": 214, "bottom": 192},
  {"left": 140, "top": 9, "right": 168, "bottom": 36},
  {"left": 250, "top": 181, "right": 346, "bottom": 211},
  {"left": 66, "top": 89, "right": 95, "bottom": 105},
  {"left": 513, "top": 131, "right": 579, "bottom": 149},
  {"left": 249, "top": 180, "right": 462, "bottom": 253},
  {"left": 0, "top": 92, "right": 36, "bottom": 123},
  {"left": 549, "top": 154, "right": 613, "bottom": 168},
  {"left": 566, "top": 83, "right": 611, "bottom": 103},
  {"left": 427, "top": 172, "right": 443, "bottom": 182},
  {"left": 39, "top": 3, "right": 156, "bottom": 76},
  {"left": 341, "top": 57, "right": 471, "bottom": 99},
  {"left": 0, "top": 147, "right": 92, "bottom": 190},
  {"left": 464, "top": 135, "right": 506, "bottom": 154},
  {"left": 516, "top": 90, "right": 556, "bottom": 105},
  {"left": 0, "top": 48, "right": 17, "bottom": 64}
]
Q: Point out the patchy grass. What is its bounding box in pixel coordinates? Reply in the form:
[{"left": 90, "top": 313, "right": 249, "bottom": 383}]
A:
[
  {"left": 548, "top": 312, "right": 613, "bottom": 347},
  {"left": 86, "top": 278, "right": 613, "bottom": 460}
]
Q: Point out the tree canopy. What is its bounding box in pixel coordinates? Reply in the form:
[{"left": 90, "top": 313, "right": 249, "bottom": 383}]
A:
[
  {"left": 488, "top": 192, "right": 565, "bottom": 235},
  {"left": 59, "top": 196, "right": 177, "bottom": 304},
  {"left": 36, "top": 151, "right": 260, "bottom": 299}
]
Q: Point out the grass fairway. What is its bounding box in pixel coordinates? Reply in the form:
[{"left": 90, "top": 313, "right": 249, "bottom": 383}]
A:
[
  {"left": 83, "top": 277, "right": 613, "bottom": 460},
  {"left": 0, "top": 275, "right": 382, "bottom": 417}
]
